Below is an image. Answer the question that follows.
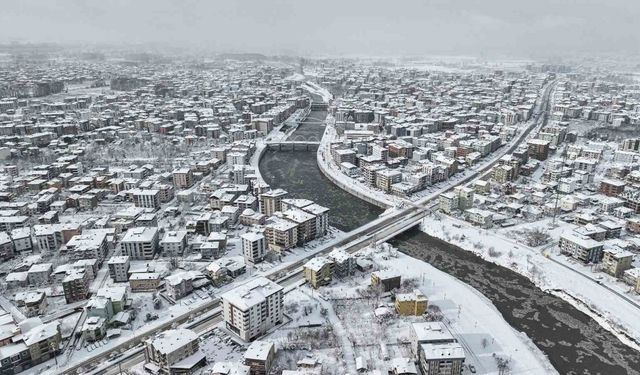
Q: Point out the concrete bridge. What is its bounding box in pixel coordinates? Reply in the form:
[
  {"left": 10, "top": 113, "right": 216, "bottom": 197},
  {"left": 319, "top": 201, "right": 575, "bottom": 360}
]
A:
[
  {"left": 265, "top": 141, "right": 320, "bottom": 151},
  {"left": 310, "top": 102, "right": 328, "bottom": 111}
]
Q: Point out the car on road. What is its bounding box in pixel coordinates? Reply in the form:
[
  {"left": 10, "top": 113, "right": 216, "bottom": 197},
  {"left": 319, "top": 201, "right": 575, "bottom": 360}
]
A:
[{"left": 469, "top": 365, "right": 477, "bottom": 373}]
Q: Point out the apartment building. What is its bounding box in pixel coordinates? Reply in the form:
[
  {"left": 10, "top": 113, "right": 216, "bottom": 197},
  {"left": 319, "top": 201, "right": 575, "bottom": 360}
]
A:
[
  {"left": 419, "top": 342, "right": 466, "bottom": 375},
  {"left": 62, "top": 230, "right": 109, "bottom": 264},
  {"left": 439, "top": 192, "right": 459, "bottom": 214},
  {"left": 62, "top": 269, "right": 90, "bottom": 303},
  {"left": 26, "top": 263, "right": 52, "bottom": 286},
  {"left": 395, "top": 289, "right": 428, "bottom": 316},
  {"left": 600, "top": 179, "right": 626, "bottom": 197},
  {"left": 304, "top": 256, "right": 334, "bottom": 288},
  {"left": 559, "top": 232, "right": 604, "bottom": 263},
  {"left": 172, "top": 168, "right": 194, "bottom": 189},
  {"left": 221, "top": 277, "right": 284, "bottom": 341},
  {"left": 264, "top": 217, "right": 298, "bottom": 253},
  {"left": 602, "top": 248, "right": 634, "bottom": 277},
  {"left": 122, "top": 227, "right": 159, "bottom": 260},
  {"left": 133, "top": 189, "right": 161, "bottom": 210},
  {"left": 14, "top": 291, "right": 47, "bottom": 318},
  {"left": 375, "top": 169, "right": 402, "bottom": 193},
  {"left": 410, "top": 322, "right": 465, "bottom": 375},
  {"left": 244, "top": 340, "right": 275, "bottom": 375},
  {"left": 282, "top": 209, "right": 316, "bottom": 245},
  {"left": 160, "top": 231, "right": 188, "bottom": 256},
  {"left": 107, "top": 255, "right": 130, "bottom": 282},
  {"left": 144, "top": 328, "right": 205, "bottom": 375},
  {"left": 259, "top": 189, "right": 288, "bottom": 216},
  {"left": 129, "top": 272, "right": 161, "bottom": 292},
  {"left": 241, "top": 232, "right": 267, "bottom": 263},
  {"left": 527, "top": 139, "right": 550, "bottom": 161}
]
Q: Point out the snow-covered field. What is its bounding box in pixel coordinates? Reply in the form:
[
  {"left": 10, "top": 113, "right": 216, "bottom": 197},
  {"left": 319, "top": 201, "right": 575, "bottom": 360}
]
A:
[
  {"left": 420, "top": 214, "right": 640, "bottom": 351},
  {"left": 265, "top": 244, "right": 557, "bottom": 375}
]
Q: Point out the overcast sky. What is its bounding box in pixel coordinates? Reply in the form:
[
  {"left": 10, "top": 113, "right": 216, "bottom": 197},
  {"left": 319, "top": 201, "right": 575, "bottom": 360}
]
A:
[{"left": 1, "top": 0, "right": 638, "bottom": 58}]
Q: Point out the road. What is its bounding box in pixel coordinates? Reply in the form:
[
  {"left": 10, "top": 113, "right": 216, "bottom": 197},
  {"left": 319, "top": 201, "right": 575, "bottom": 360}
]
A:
[{"left": 61, "top": 78, "right": 556, "bottom": 374}]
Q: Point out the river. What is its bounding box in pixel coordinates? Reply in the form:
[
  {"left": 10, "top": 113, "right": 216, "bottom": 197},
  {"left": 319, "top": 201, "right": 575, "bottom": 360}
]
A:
[{"left": 258, "top": 106, "right": 640, "bottom": 375}]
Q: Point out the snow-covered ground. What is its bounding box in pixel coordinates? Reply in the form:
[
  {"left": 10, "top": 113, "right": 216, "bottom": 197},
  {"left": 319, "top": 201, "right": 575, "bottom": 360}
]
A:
[
  {"left": 420, "top": 213, "right": 640, "bottom": 351},
  {"left": 265, "top": 244, "right": 557, "bottom": 374}
]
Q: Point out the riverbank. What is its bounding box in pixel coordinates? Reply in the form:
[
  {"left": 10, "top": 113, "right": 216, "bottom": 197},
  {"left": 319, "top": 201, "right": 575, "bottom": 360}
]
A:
[
  {"left": 317, "top": 118, "right": 398, "bottom": 209},
  {"left": 419, "top": 213, "right": 640, "bottom": 352},
  {"left": 359, "top": 243, "right": 559, "bottom": 374}
]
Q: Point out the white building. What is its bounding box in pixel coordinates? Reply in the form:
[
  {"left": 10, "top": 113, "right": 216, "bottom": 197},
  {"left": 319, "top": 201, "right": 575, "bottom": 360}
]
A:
[
  {"left": 241, "top": 232, "right": 267, "bottom": 263},
  {"left": 107, "top": 255, "right": 130, "bottom": 282},
  {"left": 160, "top": 231, "right": 188, "bottom": 256},
  {"left": 133, "top": 189, "right": 161, "bottom": 210},
  {"left": 221, "top": 277, "right": 283, "bottom": 341},
  {"left": 122, "top": 227, "right": 159, "bottom": 260}
]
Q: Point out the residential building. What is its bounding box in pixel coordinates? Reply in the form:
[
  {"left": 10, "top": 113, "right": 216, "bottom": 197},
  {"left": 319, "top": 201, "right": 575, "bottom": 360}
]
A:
[
  {"left": 107, "top": 255, "right": 130, "bottom": 282},
  {"left": 244, "top": 340, "right": 275, "bottom": 375},
  {"left": 241, "top": 232, "right": 267, "bottom": 263},
  {"left": 172, "top": 168, "right": 194, "bottom": 189},
  {"left": 160, "top": 231, "right": 188, "bottom": 256},
  {"left": 419, "top": 342, "right": 466, "bottom": 375},
  {"left": 144, "top": 328, "right": 205, "bottom": 375},
  {"left": 602, "top": 248, "right": 634, "bottom": 277},
  {"left": 129, "top": 272, "right": 161, "bottom": 292},
  {"left": 264, "top": 217, "right": 298, "bottom": 253},
  {"left": 259, "top": 189, "right": 288, "bottom": 216},
  {"left": 221, "top": 277, "right": 284, "bottom": 341},
  {"left": 133, "top": 189, "right": 161, "bottom": 210},
  {"left": 600, "top": 179, "right": 626, "bottom": 197},
  {"left": 304, "top": 257, "right": 334, "bottom": 288},
  {"left": 395, "top": 289, "right": 428, "bottom": 316},
  {"left": 371, "top": 270, "right": 401, "bottom": 292},
  {"left": 62, "top": 269, "right": 90, "bottom": 303},
  {"left": 559, "top": 232, "right": 604, "bottom": 263},
  {"left": 122, "top": 227, "right": 159, "bottom": 260}
]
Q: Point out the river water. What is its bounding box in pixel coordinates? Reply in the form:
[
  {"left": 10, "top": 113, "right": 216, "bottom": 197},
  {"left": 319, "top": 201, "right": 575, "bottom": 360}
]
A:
[{"left": 258, "top": 108, "right": 640, "bottom": 374}]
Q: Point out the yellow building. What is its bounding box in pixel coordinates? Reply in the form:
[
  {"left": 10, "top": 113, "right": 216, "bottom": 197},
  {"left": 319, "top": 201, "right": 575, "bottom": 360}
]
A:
[
  {"left": 602, "top": 248, "right": 634, "bottom": 278},
  {"left": 303, "top": 257, "right": 334, "bottom": 289},
  {"left": 395, "top": 289, "right": 428, "bottom": 316}
]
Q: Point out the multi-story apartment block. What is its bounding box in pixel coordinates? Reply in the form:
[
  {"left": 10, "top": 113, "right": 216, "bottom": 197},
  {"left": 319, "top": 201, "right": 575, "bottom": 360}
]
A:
[
  {"left": 62, "top": 269, "right": 90, "bottom": 303},
  {"left": 61, "top": 230, "right": 109, "bottom": 264},
  {"left": 221, "top": 277, "right": 284, "bottom": 341},
  {"left": 259, "top": 189, "right": 288, "bottom": 216},
  {"left": 395, "top": 289, "right": 428, "bottom": 316},
  {"left": 172, "top": 168, "right": 194, "bottom": 189},
  {"left": 132, "top": 189, "right": 161, "bottom": 210},
  {"left": 559, "top": 232, "right": 604, "bottom": 264},
  {"left": 121, "top": 227, "right": 159, "bottom": 260},
  {"left": 304, "top": 256, "right": 334, "bottom": 288},
  {"left": 14, "top": 291, "right": 48, "bottom": 318},
  {"left": 375, "top": 169, "right": 402, "bottom": 193},
  {"left": 244, "top": 340, "right": 275, "bottom": 375},
  {"left": 107, "top": 255, "right": 130, "bottom": 282},
  {"left": 602, "top": 248, "right": 634, "bottom": 277},
  {"left": 264, "top": 217, "right": 298, "bottom": 253},
  {"left": 160, "top": 231, "right": 188, "bottom": 256},
  {"left": 144, "top": 328, "right": 205, "bottom": 375},
  {"left": 241, "top": 232, "right": 267, "bottom": 263},
  {"left": 26, "top": 263, "right": 52, "bottom": 286},
  {"left": 600, "top": 179, "right": 626, "bottom": 197},
  {"left": 527, "top": 138, "right": 550, "bottom": 161}
]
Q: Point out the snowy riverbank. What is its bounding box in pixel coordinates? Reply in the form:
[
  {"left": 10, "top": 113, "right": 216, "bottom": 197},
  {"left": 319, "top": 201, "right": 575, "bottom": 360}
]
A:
[{"left": 420, "top": 214, "right": 640, "bottom": 352}]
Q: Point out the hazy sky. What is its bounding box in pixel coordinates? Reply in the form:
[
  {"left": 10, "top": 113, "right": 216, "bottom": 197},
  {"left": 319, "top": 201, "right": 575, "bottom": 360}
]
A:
[{"left": 1, "top": 0, "right": 638, "bottom": 57}]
